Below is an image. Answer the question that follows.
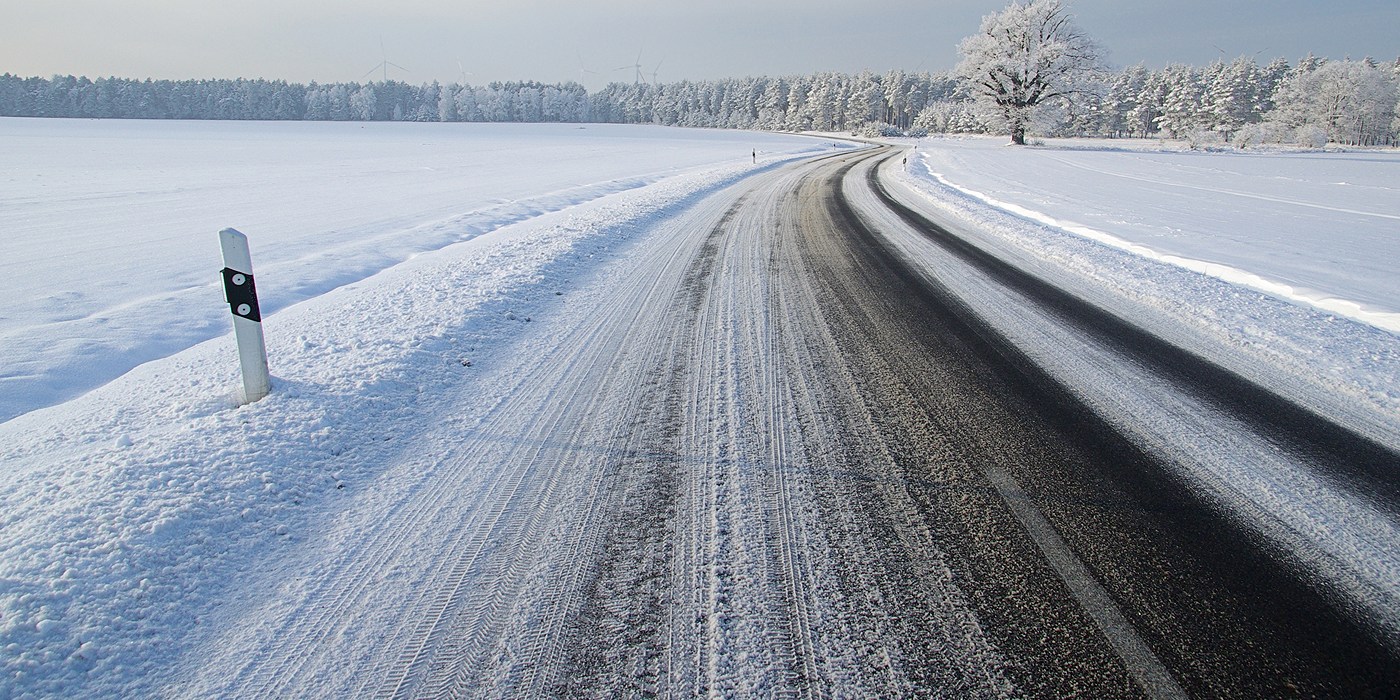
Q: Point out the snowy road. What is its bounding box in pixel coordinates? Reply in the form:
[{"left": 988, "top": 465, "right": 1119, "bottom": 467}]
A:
[{"left": 170, "top": 146, "right": 1399, "bottom": 697}]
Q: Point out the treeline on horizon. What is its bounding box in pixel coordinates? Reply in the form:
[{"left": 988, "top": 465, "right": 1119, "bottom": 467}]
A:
[{"left": 3, "top": 52, "right": 1398, "bottom": 147}]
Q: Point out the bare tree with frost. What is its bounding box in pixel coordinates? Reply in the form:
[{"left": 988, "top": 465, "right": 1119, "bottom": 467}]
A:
[
  {"left": 1269, "top": 58, "right": 1399, "bottom": 146},
  {"left": 956, "top": 0, "right": 1103, "bottom": 144}
]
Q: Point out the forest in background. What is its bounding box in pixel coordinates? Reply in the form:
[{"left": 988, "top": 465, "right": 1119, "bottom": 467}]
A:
[{"left": 3, "top": 53, "right": 1398, "bottom": 147}]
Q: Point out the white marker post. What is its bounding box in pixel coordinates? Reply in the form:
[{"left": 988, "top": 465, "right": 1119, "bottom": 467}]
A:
[{"left": 219, "top": 228, "right": 271, "bottom": 404}]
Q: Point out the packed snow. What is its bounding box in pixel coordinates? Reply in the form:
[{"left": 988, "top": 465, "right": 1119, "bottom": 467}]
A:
[
  {"left": 0, "top": 119, "right": 848, "bottom": 696},
  {"left": 1, "top": 122, "right": 1396, "bottom": 696}
]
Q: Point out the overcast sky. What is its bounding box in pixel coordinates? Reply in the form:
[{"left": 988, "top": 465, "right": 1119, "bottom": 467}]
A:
[{"left": 4, "top": 0, "right": 1397, "bottom": 90}]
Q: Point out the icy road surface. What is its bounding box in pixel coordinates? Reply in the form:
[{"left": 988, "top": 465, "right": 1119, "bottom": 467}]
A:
[{"left": 158, "top": 147, "right": 1399, "bottom": 698}]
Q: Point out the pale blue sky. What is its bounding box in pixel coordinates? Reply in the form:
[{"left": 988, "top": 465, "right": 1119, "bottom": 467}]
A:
[{"left": 3, "top": 0, "right": 1396, "bottom": 90}]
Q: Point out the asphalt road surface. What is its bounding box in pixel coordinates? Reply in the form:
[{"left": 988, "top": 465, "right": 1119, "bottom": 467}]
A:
[{"left": 185, "top": 145, "right": 1399, "bottom": 698}]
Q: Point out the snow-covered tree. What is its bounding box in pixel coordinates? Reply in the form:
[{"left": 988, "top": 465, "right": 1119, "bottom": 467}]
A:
[
  {"left": 783, "top": 77, "right": 812, "bottom": 131},
  {"left": 813, "top": 78, "right": 839, "bottom": 131},
  {"left": 1123, "top": 68, "right": 1166, "bottom": 137},
  {"left": 1207, "top": 57, "right": 1261, "bottom": 139},
  {"left": 1269, "top": 58, "right": 1398, "bottom": 146},
  {"left": 955, "top": 0, "right": 1104, "bottom": 144},
  {"left": 326, "top": 85, "right": 351, "bottom": 121},
  {"left": 437, "top": 84, "right": 457, "bottom": 121},
  {"left": 1257, "top": 57, "right": 1291, "bottom": 114},
  {"left": 350, "top": 85, "right": 376, "bottom": 121},
  {"left": 7, "top": 53, "right": 1395, "bottom": 142},
  {"left": 303, "top": 85, "right": 328, "bottom": 120},
  {"left": 1099, "top": 63, "right": 1147, "bottom": 137},
  {"left": 882, "top": 70, "right": 911, "bottom": 128},
  {"left": 845, "top": 72, "right": 884, "bottom": 130},
  {"left": 1153, "top": 64, "right": 1204, "bottom": 138},
  {"left": 914, "top": 99, "right": 982, "bottom": 134},
  {"left": 755, "top": 78, "right": 787, "bottom": 130}
]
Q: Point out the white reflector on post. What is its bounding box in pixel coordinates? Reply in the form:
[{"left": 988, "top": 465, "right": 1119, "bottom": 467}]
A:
[{"left": 219, "top": 228, "right": 271, "bottom": 404}]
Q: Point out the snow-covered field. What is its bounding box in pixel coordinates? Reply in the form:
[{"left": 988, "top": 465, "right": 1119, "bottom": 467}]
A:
[
  {"left": 0, "top": 119, "right": 846, "bottom": 696},
  {"left": 896, "top": 134, "right": 1398, "bottom": 486},
  {"left": 898, "top": 135, "right": 1399, "bottom": 444},
  {"left": 887, "top": 140, "right": 1400, "bottom": 655},
  {"left": 910, "top": 135, "right": 1400, "bottom": 331},
  {"left": 0, "top": 122, "right": 1396, "bottom": 696},
  {"left": 0, "top": 118, "right": 830, "bottom": 423}
]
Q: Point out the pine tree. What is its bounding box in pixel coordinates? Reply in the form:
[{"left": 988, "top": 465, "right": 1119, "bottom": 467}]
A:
[
  {"left": 1154, "top": 64, "right": 1204, "bottom": 138},
  {"left": 1208, "top": 57, "right": 1261, "bottom": 139}
]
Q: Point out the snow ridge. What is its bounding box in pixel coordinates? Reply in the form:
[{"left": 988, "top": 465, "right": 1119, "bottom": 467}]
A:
[
  {"left": 898, "top": 145, "right": 1400, "bottom": 452},
  {"left": 922, "top": 166, "right": 1400, "bottom": 333}
]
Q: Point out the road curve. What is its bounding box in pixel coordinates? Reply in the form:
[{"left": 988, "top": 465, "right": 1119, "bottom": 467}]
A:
[
  {"left": 813, "top": 147, "right": 1400, "bottom": 696},
  {"left": 179, "top": 145, "right": 1400, "bottom": 698}
]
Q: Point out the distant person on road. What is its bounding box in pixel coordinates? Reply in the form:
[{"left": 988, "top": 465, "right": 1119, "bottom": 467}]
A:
[{"left": 752, "top": 149, "right": 756, "bottom": 163}]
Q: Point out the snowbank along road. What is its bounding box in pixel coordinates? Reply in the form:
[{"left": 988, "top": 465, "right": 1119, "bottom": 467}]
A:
[{"left": 175, "top": 145, "right": 1400, "bottom": 697}]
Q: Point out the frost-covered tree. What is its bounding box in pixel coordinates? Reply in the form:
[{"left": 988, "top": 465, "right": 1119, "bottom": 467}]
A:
[
  {"left": 11, "top": 55, "right": 1397, "bottom": 141},
  {"left": 1099, "top": 63, "right": 1147, "bottom": 137},
  {"left": 882, "top": 70, "right": 910, "bottom": 128},
  {"left": 955, "top": 0, "right": 1103, "bottom": 144},
  {"left": 756, "top": 78, "right": 788, "bottom": 130},
  {"left": 1207, "top": 57, "right": 1261, "bottom": 139},
  {"left": 1123, "top": 69, "right": 1166, "bottom": 137},
  {"left": 350, "top": 85, "right": 376, "bottom": 121},
  {"left": 1269, "top": 58, "right": 1399, "bottom": 146},
  {"left": 845, "top": 72, "right": 884, "bottom": 129},
  {"left": 303, "top": 85, "right": 328, "bottom": 120},
  {"left": 914, "top": 99, "right": 985, "bottom": 134},
  {"left": 1257, "top": 57, "right": 1291, "bottom": 114},
  {"left": 516, "top": 85, "right": 543, "bottom": 122},
  {"left": 437, "top": 84, "right": 457, "bottom": 122},
  {"left": 784, "top": 77, "right": 812, "bottom": 131},
  {"left": 1393, "top": 59, "right": 1400, "bottom": 142},
  {"left": 804, "top": 76, "right": 837, "bottom": 131},
  {"left": 456, "top": 86, "right": 486, "bottom": 120},
  {"left": 1153, "top": 64, "right": 1204, "bottom": 138},
  {"left": 326, "top": 85, "right": 351, "bottom": 121}
]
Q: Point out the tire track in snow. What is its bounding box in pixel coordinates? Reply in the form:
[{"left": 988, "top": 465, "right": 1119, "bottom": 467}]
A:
[
  {"left": 214, "top": 303, "right": 627, "bottom": 698},
  {"left": 550, "top": 150, "right": 1029, "bottom": 697},
  {"left": 873, "top": 159, "right": 1400, "bottom": 507},
  {"left": 183, "top": 164, "right": 752, "bottom": 699},
  {"left": 837, "top": 148, "right": 1398, "bottom": 695},
  {"left": 189, "top": 142, "right": 1395, "bottom": 698},
  {"left": 756, "top": 201, "right": 824, "bottom": 693},
  {"left": 531, "top": 197, "right": 744, "bottom": 697},
  {"left": 211, "top": 393, "right": 556, "bottom": 697},
  {"left": 377, "top": 343, "right": 607, "bottom": 699},
  {"left": 869, "top": 148, "right": 1400, "bottom": 654},
  {"left": 809, "top": 148, "right": 1185, "bottom": 699},
  {"left": 378, "top": 185, "right": 745, "bottom": 699}
]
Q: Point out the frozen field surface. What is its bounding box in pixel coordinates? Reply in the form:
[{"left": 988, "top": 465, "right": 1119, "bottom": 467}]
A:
[
  {"left": 0, "top": 118, "right": 832, "bottom": 423},
  {"left": 910, "top": 136, "right": 1400, "bottom": 331},
  {"left": 0, "top": 122, "right": 848, "bottom": 697}
]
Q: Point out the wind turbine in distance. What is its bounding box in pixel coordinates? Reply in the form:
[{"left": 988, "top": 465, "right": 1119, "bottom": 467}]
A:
[
  {"left": 615, "top": 50, "right": 646, "bottom": 84},
  {"left": 363, "top": 37, "right": 408, "bottom": 83},
  {"left": 650, "top": 58, "right": 665, "bottom": 85},
  {"left": 576, "top": 51, "right": 597, "bottom": 85}
]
